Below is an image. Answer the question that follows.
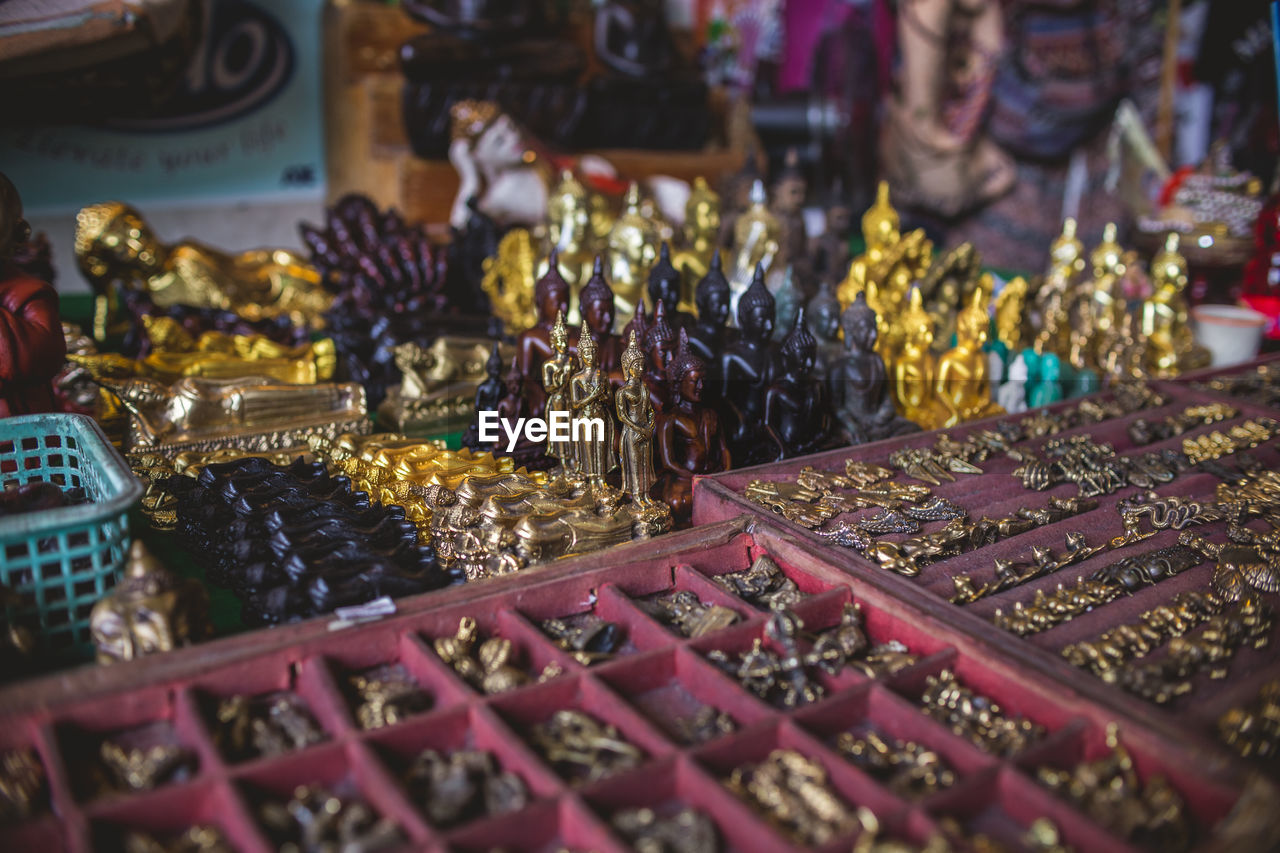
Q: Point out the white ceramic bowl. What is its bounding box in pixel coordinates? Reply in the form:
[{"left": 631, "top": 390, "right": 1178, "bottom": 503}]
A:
[{"left": 1191, "top": 304, "right": 1268, "bottom": 367}]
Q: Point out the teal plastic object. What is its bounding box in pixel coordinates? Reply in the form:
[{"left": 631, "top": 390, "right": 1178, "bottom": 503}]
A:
[{"left": 0, "top": 413, "right": 143, "bottom": 659}]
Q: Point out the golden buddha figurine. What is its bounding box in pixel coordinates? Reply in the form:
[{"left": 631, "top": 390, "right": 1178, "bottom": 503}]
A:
[
  {"left": 141, "top": 315, "right": 336, "bottom": 384},
  {"left": 936, "top": 290, "right": 1003, "bottom": 427},
  {"left": 1142, "top": 232, "right": 1210, "bottom": 375},
  {"left": 727, "top": 179, "right": 781, "bottom": 316},
  {"left": 104, "top": 374, "right": 368, "bottom": 449},
  {"left": 542, "top": 311, "right": 577, "bottom": 479},
  {"left": 545, "top": 169, "right": 599, "bottom": 300},
  {"left": 1047, "top": 216, "right": 1086, "bottom": 277},
  {"left": 893, "top": 287, "right": 951, "bottom": 429},
  {"left": 90, "top": 541, "right": 210, "bottom": 665},
  {"left": 569, "top": 331, "right": 617, "bottom": 498},
  {"left": 482, "top": 227, "right": 538, "bottom": 335},
  {"left": 671, "top": 177, "right": 720, "bottom": 315},
  {"left": 616, "top": 331, "right": 665, "bottom": 524},
  {"left": 74, "top": 201, "right": 331, "bottom": 337},
  {"left": 994, "top": 276, "right": 1028, "bottom": 353},
  {"left": 605, "top": 182, "right": 660, "bottom": 328},
  {"left": 838, "top": 181, "right": 898, "bottom": 308}
]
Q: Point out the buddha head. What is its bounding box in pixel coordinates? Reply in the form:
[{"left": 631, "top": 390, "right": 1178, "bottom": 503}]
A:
[
  {"left": 780, "top": 308, "right": 818, "bottom": 377},
  {"left": 695, "top": 250, "right": 731, "bottom": 329},
  {"left": 862, "top": 182, "right": 900, "bottom": 252},
  {"left": 450, "top": 100, "right": 525, "bottom": 172},
  {"left": 668, "top": 329, "right": 706, "bottom": 405},
  {"left": 683, "top": 177, "right": 720, "bottom": 247},
  {"left": 647, "top": 243, "right": 682, "bottom": 313},
  {"left": 550, "top": 311, "right": 569, "bottom": 356},
  {"left": 621, "top": 331, "right": 645, "bottom": 384},
  {"left": 578, "top": 324, "right": 599, "bottom": 372},
  {"left": 771, "top": 149, "right": 806, "bottom": 215},
  {"left": 579, "top": 256, "right": 616, "bottom": 338},
  {"left": 535, "top": 250, "right": 571, "bottom": 325},
  {"left": 842, "top": 292, "right": 879, "bottom": 355},
  {"left": 806, "top": 281, "right": 841, "bottom": 345},
  {"left": 89, "top": 541, "right": 209, "bottom": 665},
  {"left": 737, "top": 263, "right": 776, "bottom": 342},
  {"left": 75, "top": 201, "right": 165, "bottom": 287},
  {"left": 646, "top": 301, "right": 675, "bottom": 374},
  {"left": 548, "top": 170, "right": 591, "bottom": 253}
]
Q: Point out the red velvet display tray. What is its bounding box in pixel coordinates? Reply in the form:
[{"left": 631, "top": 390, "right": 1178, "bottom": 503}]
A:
[
  {"left": 693, "top": 366, "right": 1280, "bottom": 800},
  {"left": 0, "top": 517, "right": 1258, "bottom": 851}
]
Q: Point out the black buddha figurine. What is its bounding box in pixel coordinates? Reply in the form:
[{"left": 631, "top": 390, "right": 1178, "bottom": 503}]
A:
[
  {"left": 806, "top": 281, "right": 844, "bottom": 384},
  {"left": 579, "top": 256, "right": 622, "bottom": 375},
  {"left": 764, "top": 309, "right": 830, "bottom": 460},
  {"left": 688, "top": 250, "right": 731, "bottom": 366},
  {"left": 447, "top": 196, "right": 501, "bottom": 315},
  {"left": 830, "top": 292, "right": 920, "bottom": 444},
  {"left": 720, "top": 262, "right": 780, "bottom": 463},
  {"left": 648, "top": 243, "right": 690, "bottom": 330},
  {"left": 462, "top": 343, "right": 506, "bottom": 448}
]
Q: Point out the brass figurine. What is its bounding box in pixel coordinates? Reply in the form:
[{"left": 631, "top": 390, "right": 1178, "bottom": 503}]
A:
[
  {"left": 75, "top": 201, "right": 331, "bottom": 338},
  {"left": 569, "top": 330, "right": 616, "bottom": 498},
  {"left": 542, "top": 311, "right": 577, "bottom": 479},
  {"left": 90, "top": 541, "right": 210, "bottom": 665},
  {"left": 104, "top": 374, "right": 369, "bottom": 454}
]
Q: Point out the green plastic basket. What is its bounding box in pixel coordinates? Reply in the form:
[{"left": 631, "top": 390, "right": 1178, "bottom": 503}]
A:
[{"left": 0, "top": 413, "right": 143, "bottom": 659}]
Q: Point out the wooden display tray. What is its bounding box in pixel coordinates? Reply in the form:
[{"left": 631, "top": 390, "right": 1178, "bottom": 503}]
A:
[
  {"left": 693, "top": 359, "right": 1280, "bottom": 799},
  {"left": 0, "top": 518, "right": 1257, "bottom": 851}
]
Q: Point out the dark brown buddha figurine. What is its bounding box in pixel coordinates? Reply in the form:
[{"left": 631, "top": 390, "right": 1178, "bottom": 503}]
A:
[
  {"left": 579, "top": 256, "right": 622, "bottom": 375},
  {"left": 622, "top": 300, "right": 650, "bottom": 353},
  {"left": 517, "top": 250, "right": 573, "bottom": 417},
  {"left": 656, "top": 329, "right": 730, "bottom": 526},
  {"left": 720, "top": 263, "right": 780, "bottom": 464},
  {"left": 687, "top": 250, "right": 730, "bottom": 367},
  {"left": 644, "top": 300, "right": 676, "bottom": 410},
  {"left": 764, "top": 309, "right": 829, "bottom": 460},
  {"left": 829, "top": 292, "right": 919, "bottom": 444},
  {"left": 647, "top": 243, "right": 690, "bottom": 330}
]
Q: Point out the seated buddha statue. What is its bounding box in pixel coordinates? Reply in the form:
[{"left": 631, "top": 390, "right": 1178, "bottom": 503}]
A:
[
  {"left": 763, "top": 310, "right": 830, "bottom": 460},
  {"left": 74, "top": 202, "right": 331, "bottom": 335},
  {"left": 546, "top": 170, "right": 600, "bottom": 304},
  {"left": 670, "top": 177, "right": 720, "bottom": 314},
  {"left": 656, "top": 330, "right": 730, "bottom": 525},
  {"left": 892, "top": 288, "right": 950, "bottom": 429},
  {"left": 104, "top": 374, "right": 366, "bottom": 447},
  {"left": 727, "top": 180, "right": 781, "bottom": 319},
  {"left": 837, "top": 182, "right": 931, "bottom": 317},
  {"left": 606, "top": 182, "right": 660, "bottom": 329},
  {"left": 830, "top": 293, "right": 919, "bottom": 444},
  {"left": 935, "top": 289, "right": 1003, "bottom": 427}
]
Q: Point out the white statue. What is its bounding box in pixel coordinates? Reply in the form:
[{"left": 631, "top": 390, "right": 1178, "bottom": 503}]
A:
[{"left": 996, "top": 353, "right": 1029, "bottom": 414}]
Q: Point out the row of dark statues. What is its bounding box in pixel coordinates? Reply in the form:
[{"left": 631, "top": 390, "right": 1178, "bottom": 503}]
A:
[
  {"left": 167, "top": 457, "right": 459, "bottom": 626},
  {"left": 463, "top": 242, "right": 917, "bottom": 519}
]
